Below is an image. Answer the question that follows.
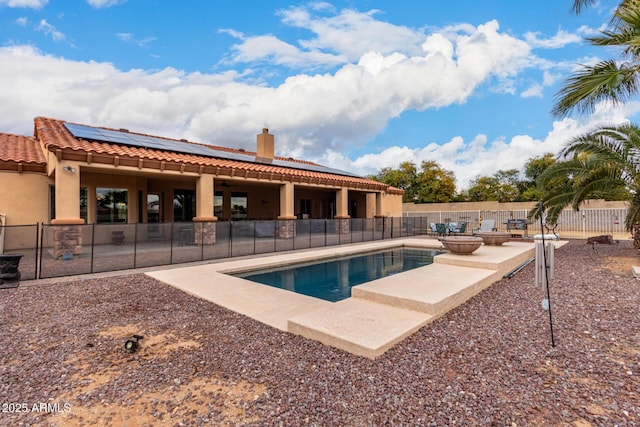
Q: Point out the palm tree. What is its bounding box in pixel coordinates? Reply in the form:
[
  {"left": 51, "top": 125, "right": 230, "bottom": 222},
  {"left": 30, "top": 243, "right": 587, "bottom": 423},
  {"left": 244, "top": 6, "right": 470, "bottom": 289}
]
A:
[
  {"left": 535, "top": 124, "right": 640, "bottom": 212},
  {"left": 531, "top": 123, "right": 640, "bottom": 243},
  {"left": 531, "top": 1, "right": 640, "bottom": 244},
  {"left": 554, "top": 0, "right": 640, "bottom": 117}
]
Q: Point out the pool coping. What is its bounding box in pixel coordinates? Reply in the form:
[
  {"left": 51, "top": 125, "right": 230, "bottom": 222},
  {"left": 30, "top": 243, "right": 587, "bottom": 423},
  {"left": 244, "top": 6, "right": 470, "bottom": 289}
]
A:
[{"left": 147, "top": 238, "right": 565, "bottom": 359}]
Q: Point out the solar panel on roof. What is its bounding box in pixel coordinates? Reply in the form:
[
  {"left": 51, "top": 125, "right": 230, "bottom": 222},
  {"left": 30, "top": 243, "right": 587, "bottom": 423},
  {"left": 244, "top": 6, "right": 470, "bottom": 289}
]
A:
[
  {"left": 63, "top": 122, "right": 361, "bottom": 178},
  {"left": 270, "top": 159, "right": 360, "bottom": 177}
]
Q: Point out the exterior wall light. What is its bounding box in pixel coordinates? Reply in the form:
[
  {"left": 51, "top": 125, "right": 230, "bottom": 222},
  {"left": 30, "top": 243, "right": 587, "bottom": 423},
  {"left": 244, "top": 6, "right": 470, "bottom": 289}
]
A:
[
  {"left": 124, "top": 334, "right": 144, "bottom": 352},
  {"left": 62, "top": 166, "right": 77, "bottom": 173}
]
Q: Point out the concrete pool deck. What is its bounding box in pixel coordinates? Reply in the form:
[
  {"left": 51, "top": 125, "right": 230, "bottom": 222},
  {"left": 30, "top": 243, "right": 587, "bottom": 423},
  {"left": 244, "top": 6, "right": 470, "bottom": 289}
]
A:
[{"left": 147, "top": 237, "right": 566, "bottom": 359}]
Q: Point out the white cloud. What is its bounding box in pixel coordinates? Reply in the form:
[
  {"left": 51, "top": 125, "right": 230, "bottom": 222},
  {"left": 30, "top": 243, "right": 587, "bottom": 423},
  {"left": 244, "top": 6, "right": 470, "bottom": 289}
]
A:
[
  {"left": 1, "top": 5, "right": 634, "bottom": 192},
  {"left": 521, "top": 82, "right": 543, "bottom": 98},
  {"left": 223, "top": 33, "right": 345, "bottom": 70},
  {"left": 116, "top": 33, "right": 156, "bottom": 48},
  {"left": 0, "top": 0, "right": 47, "bottom": 8},
  {"left": 323, "top": 102, "right": 637, "bottom": 190},
  {"left": 542, "top": 70, "right": 561, "bottom": 86},
  {"left": 280, "top": 6, "right": 425, "bottom": 60},
  {"left": 116, "top": 32, "right": 132, "bottom": 42},
  {"left": 87, "top": 0, "right": 126, "bottom": 8},
  {"left": 15, "top": 17, "right": 28, "bottom": 26},
  {"left": 36, "top": 19, "right": 65, "bottom": 41},
  {"left": 0, "top": 17, "right": 535, "bottom": 152},
  {"left": 223, "top": 5, "right": 425, "bottom": 69},
  {"left": 524, "top": 29, "right": 583, "bottom": 49}
]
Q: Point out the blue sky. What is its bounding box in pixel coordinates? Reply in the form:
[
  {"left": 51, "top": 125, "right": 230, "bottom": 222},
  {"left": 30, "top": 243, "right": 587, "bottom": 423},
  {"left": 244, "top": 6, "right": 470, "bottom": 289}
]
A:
[{"left": 2, "top": 0, "right": 639, "bottom": 188}]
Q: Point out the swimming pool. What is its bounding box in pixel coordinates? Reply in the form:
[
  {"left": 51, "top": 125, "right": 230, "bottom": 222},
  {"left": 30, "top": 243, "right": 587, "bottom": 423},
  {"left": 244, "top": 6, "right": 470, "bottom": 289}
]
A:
[{"left": 232, "top": 247, "right": 443, "bottom": 302}]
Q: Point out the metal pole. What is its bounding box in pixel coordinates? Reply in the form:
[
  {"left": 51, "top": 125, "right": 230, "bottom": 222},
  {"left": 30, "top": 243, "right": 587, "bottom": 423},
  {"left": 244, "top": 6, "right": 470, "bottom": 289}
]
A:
[
  {"left": 229, "top": 221, "right": 233, "bottom": 258},
  {"left": 200, "top": 222, "right": 205, "bottom": 261},
  {"left": 170, "top": 222, "right": 174, "bottom": 264},
  {"left": 539, "top": 201, "right": 556, "bottom": 347},
  {"left": 133, "top": 223, "right": 138, "bottom": 269},
  {"left": 32, "top": 223, "right": 38, "bottom": 280},
  {"left": 90, "top": 223, "right": 96, "bottom": 274},
  {"left": 38, "top": 224, "right": 45, "bottom": 279},
  {"left": 324, "top": 219, "right": 327, "bottom": 247},
  {"left": 32, "top": 223, "right": 39, "bottom": 280}
]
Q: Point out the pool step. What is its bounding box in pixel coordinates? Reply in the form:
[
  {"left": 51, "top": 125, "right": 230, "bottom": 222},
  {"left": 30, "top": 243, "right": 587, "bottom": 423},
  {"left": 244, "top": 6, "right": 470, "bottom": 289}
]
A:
[
  {"left": 433, "top": 241, "right": 537, "bottom": 275},
  {"left": 288, "top": 299, "right": 432, "bottom": 359},
  {"left": 351, "top": 263, "right": 501, "bottom": 317}
]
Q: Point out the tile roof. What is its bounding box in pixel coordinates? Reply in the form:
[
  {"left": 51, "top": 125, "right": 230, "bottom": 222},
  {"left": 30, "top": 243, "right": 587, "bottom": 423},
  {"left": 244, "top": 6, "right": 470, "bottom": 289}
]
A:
[
  {"left": 0, "top": 132, "right": 47, "bottom": 173},
  {"left": 34, "top": 117, "right": 403, "bottom": 194}
]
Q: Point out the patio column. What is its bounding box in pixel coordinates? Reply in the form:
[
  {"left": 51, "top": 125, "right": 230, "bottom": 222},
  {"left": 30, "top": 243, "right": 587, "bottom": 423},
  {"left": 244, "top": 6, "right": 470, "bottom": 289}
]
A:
[
  {"left": 374, "top": 192, "right": 385, "bottom": 232},
  {"left": 193, "top": 174, "right": 217, "bottom": 244},
  {"left": 335, "top": 187, "right": 350, "bottom": 233},
  {"left": 375, "top": 192, "right": 383, "bottom": 217},
  {"left": 51, "top": 161, "right": 84, "bottom": 258},
  {"left": 277, "top": 182, "right": 295, "bottom": 238},
  {"left": 54, "top": 161, "right": 82, "bottom": 222},
  {"left": 365, "top": 193, "right": 376, "bottom": 218}
]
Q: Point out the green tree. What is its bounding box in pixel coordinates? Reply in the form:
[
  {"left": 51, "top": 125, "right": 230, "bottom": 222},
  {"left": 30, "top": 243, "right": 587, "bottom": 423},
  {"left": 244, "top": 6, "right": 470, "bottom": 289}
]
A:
[
  {"left": 371, "top": 161, "right": 456, "bottom": 203},
  {"left": 465, "top": 169, "right": 521, "bottom": 202},
  {"left": 520, "top": 153, "right": 558, "bottom": 201},
  {"left": 415, "top": 161, "right": 456, "bottom": 203},
  {"left": 371, "top": 161, "right": 418, "bottom": 202}
]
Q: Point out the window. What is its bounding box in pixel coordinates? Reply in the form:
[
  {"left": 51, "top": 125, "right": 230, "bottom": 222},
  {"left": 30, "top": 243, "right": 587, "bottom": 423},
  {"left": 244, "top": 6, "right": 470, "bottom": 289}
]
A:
[
  {"left": 80, "top": 187, "right": 88, "bottom": 222},
  {"left": 231, "top": 192, "right": 247, "bottom": 220},
  {"left": 97, "top": 188, "right": 128, "bottom": 223},
  {"left": 49, "top": 185, "right": 55, "bottom": 221},
  {"left": 300, "top": 199, "right": 311, "bottom": 217},
  {"left": 214, "top": 191, "right": 223, "bottom": 219},
  {"left": 173, "top": 189, "right": 195, "bottom": 222}
]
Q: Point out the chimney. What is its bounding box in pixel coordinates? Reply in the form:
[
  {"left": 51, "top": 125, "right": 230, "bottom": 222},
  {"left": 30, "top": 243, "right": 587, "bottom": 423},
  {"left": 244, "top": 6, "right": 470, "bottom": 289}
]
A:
[{"left": 256, "top": 128, "right": 274, "bottom": 160}]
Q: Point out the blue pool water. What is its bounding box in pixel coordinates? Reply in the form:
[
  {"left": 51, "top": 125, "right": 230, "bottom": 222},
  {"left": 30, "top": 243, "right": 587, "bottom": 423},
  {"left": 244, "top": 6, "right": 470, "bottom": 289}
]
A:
[{"left": 233, "top": 247, "right": 443, "bottom": 302}]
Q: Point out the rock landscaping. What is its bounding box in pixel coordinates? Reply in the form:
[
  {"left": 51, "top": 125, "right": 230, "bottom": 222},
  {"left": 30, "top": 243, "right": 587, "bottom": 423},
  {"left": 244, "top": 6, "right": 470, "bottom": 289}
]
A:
[{"left": 0, "top": 240, "right": 638, "bottom": 426}]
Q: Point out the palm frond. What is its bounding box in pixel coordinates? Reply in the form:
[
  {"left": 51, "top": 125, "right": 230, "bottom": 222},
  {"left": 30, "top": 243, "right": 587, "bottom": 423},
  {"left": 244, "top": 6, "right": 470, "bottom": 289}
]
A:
[
  {"left": 625, "top": 190, "right": 640, "bottom": 231},
  {"left": 560, "top": 124, "right": 640, "bottom": 181},
  {"left": 552, "top": 61, "right": 639, "bottom": 117},
  {"left": 571, "top": 0, "right": 597, "bottom": 15},
  {"left": 590, "top": 5, "right": 640, "bottom": 57},
  {"left": 572, "top": 167, "right": 628, "bottom": 202}
]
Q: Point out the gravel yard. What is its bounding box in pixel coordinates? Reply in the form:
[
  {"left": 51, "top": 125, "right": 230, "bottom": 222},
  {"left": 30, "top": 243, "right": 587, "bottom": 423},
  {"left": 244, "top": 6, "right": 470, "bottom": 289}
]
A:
[{"left": 1, "top": 239, "right": 639, "bottom": 426}]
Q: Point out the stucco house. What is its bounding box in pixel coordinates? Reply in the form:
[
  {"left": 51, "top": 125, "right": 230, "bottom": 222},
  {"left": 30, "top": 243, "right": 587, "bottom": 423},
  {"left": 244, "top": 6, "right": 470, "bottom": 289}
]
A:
[{"left": 0, "top": 117, "right": 403, "bottom": 254}]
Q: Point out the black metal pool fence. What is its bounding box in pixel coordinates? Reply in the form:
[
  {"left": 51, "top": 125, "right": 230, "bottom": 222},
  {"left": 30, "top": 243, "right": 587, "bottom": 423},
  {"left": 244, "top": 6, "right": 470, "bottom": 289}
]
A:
[
  {"left": 0, "top": 217, "right": 433, "bottom": 281},
  {"left": 0, "top": 207, "right": 630, "bottom": 281}
]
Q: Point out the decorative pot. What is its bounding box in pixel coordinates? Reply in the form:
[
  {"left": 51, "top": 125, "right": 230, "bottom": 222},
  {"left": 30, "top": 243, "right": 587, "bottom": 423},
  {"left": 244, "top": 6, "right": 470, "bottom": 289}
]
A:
[
  {"left": 0, "top": 254, "right": 23, "bottom": 288},
  {"left": 111, "top": 230, "right": 125, "bottom": 245},
  {"left": 475, "top": 231, "right": 512, "bottom": 246},
  {"left": 440, "top": 236, "right": 483, "bottom": 255}
]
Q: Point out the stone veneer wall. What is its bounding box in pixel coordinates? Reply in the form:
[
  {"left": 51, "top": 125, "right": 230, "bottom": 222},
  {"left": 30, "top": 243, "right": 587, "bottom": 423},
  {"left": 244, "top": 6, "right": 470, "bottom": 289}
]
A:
[
  {"left": 53, "top": 225, "right": 83, "bottom": 258},
  {"left": 338, "top": 218, "right": 350, "bottom": 234},
  {"left": 194, "top": 222, "right": 216, "bottom": 245},
  {"left": 277, "top": 219, "right": 295, "bottom": 239}
]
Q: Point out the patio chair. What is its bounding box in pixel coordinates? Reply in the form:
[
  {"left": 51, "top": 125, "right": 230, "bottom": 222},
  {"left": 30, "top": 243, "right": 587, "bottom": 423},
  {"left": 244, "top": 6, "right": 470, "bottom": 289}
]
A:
[
  {"left": 506, "top": 219, "right": 528, "bottom": 238},
  {"left": 448, "top": 222, "right": 459, "bottom": 234},
  {"left": 476, "top": 219, "right": 496, "bottom": 233},
  {"left": 435, "top": 223, "right": 447, "bottom": 237},
  {"left": 429, "top": 223, "right": 438, "bottom": 235},
  {"left": 449, "top": 222, "right": 467, "bottom": 235}
]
